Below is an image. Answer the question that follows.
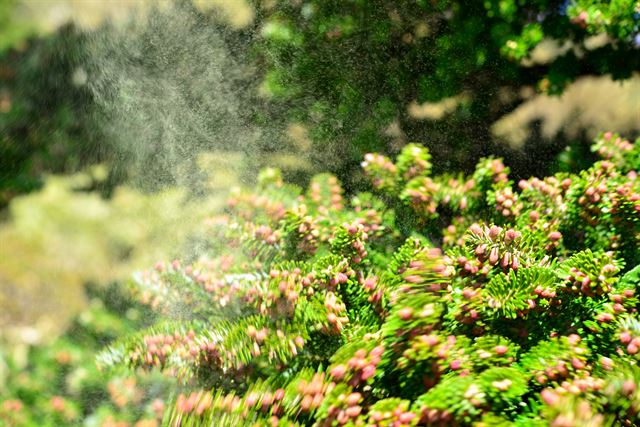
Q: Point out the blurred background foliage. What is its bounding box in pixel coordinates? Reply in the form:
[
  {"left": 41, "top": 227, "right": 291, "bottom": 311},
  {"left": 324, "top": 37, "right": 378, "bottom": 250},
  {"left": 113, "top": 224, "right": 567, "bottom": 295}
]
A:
[
  {"left": 0, "top": 155, "right": 239, "bottom": 336},
  {"left": 0, "top": 0, "right": 638, "bottom": 425},
  {"left": 256, "top": 0, "right": 640, "bottom": 188},
  {"left": 1, "top": 283, "right": 169, "bottom": 426},
  {"left": 1, "top": 0, "right": 639, "bottom": 207},
  {"left": 0, "top": 1, "right": 36, "bottom": 53}
]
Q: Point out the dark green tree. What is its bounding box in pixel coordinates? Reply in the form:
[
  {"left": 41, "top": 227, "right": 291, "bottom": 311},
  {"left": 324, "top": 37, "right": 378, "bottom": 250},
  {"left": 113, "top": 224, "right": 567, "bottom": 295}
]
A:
[
  {"left": 256, "top": 0, "right": 640, "bottom": 189},
  {"left": 0, "top": 24, "right": 99, "bottom": 207}
]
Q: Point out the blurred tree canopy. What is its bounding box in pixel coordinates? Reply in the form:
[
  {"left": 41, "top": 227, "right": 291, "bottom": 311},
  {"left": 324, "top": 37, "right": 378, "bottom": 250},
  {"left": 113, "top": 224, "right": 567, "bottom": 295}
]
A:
[
  {"left": 0, "top": 2, "right": 272, "bottom": 206},
  {"left": 1, "top": 0, "right": 639, "bottom": 205},
  {"left": 256, "top": 0, "right": 640, "bottom": 187},
  {"left": 0, "top": 25, "right": 100, "bottom": 207},
  {"left": 0, "top": 0, "right": 35, "bottom": 53}
]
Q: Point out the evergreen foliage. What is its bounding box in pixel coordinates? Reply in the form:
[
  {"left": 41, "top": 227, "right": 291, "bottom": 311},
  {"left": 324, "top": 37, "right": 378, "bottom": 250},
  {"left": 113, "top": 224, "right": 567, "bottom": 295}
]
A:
[{"left": 102, "top": 132, "right": 640, "bottom": 426}]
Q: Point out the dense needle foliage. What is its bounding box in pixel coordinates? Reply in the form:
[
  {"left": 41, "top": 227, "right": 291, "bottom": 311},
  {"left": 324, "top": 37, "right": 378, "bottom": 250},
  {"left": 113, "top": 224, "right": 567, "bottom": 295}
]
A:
[{"left": 97, "top": 132, "right": 640, "bottom": 426}]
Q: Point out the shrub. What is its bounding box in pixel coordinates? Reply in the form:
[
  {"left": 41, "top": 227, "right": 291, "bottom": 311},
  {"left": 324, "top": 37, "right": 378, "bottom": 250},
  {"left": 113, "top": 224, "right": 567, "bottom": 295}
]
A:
[
  {"left": 102, "top": 131, "right": 639, "bottom": 426},
  {"left": 0, "top": 161, "right": 236, "bottom": 332}
]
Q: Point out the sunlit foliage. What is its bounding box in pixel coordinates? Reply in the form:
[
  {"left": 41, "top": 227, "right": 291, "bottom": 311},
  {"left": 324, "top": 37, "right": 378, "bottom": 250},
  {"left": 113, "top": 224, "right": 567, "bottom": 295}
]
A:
[{"left": 99, "top": 132, "right": 640, "bottom": 426}]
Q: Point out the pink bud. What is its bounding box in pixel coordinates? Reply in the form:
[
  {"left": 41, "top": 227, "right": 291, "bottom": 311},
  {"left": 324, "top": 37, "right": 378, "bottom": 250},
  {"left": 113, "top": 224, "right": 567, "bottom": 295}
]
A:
[
  {"left": 623, "top": 380, "right": 636, "bottom": 396},
  {"left": 345, "top": 405, "right": 361, "bottom": 418},
  {"left": 300, "top": 395, "right": 312, "bottom": 411},
  {"left": 462, "top": 288, "right": 476, "bottom": 299},
  {"left": 370, "top": 345, "right": 384, "bottom": 358},
  {"left": 337, "top": 410, "right": 349, "bottom": 424},
  {"left": 364, "top": 277, "right": 377, "bottom": 290},
  {"left": 399, "top": 412, "right": 416, "bottom": 423},
  {"left": 500, "top": 252, "right": 510, "bottom": 269},
  {"left": 571, "top": 358, "right": 585, "bottom": 370},
  {"left": 360, "top": 364, "right": 376, "bottom": 380},
  {"left": 567, "top": 334, "right": 581, "bottom": 345},
  {"left": 548, "top": 231, "right": 562, "bottom": 242},
  {"left": 489, "top": 247, "right": 499, "bottom": 265},
  {"left": 494, "top": 345, "right": 508, "bottom": 355},
  {"left": 346, "top": 393, "right": 361, "bottom": 406},
  {"left": 620, "top": 331, "right": 631, "bottom": 344},
  {"left": 469, "top": 224, "right": 483, "bottom": 236},
  {"left": 427, "top": 409, "right": 440, "bottom": 422},
  {"left": 600, "top": 357, "right": 614, "bottom": 370},
  {"left": 398, "top": 307, "right": 413, "bottom": 320},
  {"left": 541, "top": 389, "right": 559, "bottom": 406},
  {"left": 511, "top": 256, "right": 519, "bottom": 270}
]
